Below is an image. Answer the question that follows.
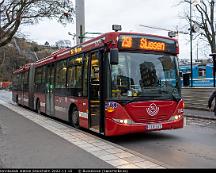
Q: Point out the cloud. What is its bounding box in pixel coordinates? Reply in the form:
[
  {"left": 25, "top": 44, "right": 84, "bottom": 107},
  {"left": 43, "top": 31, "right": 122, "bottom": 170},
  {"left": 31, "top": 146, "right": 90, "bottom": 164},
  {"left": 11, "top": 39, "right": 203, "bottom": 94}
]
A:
[{"left": 19, "top": 0, "right": 208, "bottom": 59}]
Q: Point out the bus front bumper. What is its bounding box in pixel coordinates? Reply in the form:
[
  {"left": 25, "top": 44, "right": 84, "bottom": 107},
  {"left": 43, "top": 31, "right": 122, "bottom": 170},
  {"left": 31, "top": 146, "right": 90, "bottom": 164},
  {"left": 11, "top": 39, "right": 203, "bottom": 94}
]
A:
[{"left": 105, "top": 117, "right": 184, "bottom": 136}]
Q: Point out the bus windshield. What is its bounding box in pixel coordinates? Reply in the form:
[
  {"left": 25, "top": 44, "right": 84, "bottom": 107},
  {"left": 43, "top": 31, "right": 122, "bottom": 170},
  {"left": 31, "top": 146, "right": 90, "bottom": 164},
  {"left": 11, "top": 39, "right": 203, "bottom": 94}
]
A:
[{"left": 110, "top": 52, "right": 181, "bottom": 101}]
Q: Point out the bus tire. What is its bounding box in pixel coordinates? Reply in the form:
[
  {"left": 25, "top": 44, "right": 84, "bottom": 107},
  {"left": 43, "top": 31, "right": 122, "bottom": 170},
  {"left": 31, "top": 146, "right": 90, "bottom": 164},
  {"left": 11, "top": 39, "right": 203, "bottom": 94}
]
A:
[
  {"left": 71, "top": 107, "right": 80, "bottom": 129},
  {"left": 16, "top": 95, "right": 19, "bottom": 104},
  {"left": 36, "top": 99, "right": 41, "bottom": 114}
]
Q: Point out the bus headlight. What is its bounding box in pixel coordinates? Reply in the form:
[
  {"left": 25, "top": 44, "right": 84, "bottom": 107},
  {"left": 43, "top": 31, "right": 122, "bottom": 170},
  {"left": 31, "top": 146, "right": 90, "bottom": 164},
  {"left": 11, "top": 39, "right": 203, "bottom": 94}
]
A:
[
  {"left": 168, "top": 115, "right": 182, "bottom": 121},
  {"left": 113, "top": 118, "right": 135, "bottom": 125}
]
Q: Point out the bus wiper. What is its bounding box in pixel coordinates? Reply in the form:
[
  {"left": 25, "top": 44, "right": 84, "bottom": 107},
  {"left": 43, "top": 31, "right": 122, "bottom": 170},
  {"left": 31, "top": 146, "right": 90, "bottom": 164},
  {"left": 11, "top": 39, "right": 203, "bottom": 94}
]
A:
[
  {"left": 160, "top": 89, "right": 180, "bottom": 102},
  {"left": 125, "top": 95, "right": 162, "bottom": 104}
]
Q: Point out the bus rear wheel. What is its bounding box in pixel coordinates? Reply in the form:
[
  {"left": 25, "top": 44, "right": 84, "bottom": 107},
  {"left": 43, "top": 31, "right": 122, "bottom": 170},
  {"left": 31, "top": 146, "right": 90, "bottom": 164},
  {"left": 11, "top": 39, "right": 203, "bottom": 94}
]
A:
[
  {"left": 71, "top": 108, "right": 80, "bottom": 129},
  {"left": 36, "top": 100, "right": 41, "bottom": 114},
  {"left": 16, "top": 95, "right": 19, "bottom": 104}
]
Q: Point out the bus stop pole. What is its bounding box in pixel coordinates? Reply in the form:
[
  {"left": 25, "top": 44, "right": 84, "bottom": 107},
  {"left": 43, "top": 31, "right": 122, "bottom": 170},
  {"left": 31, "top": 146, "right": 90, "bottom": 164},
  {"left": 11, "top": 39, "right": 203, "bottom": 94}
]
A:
[
  {"left": 214, "top": 56, "right": 216, "bottom": 88},
  {"left": 190, "top": 0, "right": 193, "bottom": 87},
  {"left": 210, "top": 53, "right": 216, "bottom": 87}
]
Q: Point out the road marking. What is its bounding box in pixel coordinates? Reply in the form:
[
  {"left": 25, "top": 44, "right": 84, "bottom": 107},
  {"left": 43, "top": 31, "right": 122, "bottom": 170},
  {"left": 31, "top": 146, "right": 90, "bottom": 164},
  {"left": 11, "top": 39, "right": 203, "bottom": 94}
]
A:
[{"left": 0, "top": 100, "right": 166, "bottom": 169}]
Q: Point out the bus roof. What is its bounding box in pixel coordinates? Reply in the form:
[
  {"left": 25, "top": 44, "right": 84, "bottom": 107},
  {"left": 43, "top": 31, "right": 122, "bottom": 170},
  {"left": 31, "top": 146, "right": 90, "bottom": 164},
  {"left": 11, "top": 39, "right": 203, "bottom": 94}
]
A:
[
  {"left": 13, "top": 63, "right": 32, "bottom": 74},
  {"left": 13, "top": 32, "right": 178, "bottom": 72}
]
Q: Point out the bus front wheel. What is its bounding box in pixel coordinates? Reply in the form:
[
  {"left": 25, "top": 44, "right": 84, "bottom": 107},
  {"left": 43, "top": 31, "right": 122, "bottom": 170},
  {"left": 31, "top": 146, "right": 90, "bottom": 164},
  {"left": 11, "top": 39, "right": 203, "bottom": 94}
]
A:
[{"left": 71, "top": 108, "right": 80, "bottom": 129}]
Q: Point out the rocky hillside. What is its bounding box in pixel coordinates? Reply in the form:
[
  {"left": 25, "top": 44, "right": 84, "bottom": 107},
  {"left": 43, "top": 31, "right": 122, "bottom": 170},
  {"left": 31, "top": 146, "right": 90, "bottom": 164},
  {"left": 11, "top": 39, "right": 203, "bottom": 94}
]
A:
[{"left": 0, "top": 38, "right": 58, "bottom": 81}]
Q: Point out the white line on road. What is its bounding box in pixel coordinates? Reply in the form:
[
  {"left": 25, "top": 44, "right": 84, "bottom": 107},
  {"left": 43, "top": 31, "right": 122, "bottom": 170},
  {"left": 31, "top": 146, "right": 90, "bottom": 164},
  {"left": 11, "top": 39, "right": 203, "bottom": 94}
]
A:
[{"left": 0, "top": 100, "right": 166, "bottom": 169}]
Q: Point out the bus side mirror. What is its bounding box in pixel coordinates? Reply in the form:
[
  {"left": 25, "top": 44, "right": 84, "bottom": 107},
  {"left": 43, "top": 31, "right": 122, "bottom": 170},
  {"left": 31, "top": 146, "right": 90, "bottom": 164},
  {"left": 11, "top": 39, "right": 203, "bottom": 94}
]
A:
[{"left": 110, "top": 48, "right": 119, "bottom": 65}]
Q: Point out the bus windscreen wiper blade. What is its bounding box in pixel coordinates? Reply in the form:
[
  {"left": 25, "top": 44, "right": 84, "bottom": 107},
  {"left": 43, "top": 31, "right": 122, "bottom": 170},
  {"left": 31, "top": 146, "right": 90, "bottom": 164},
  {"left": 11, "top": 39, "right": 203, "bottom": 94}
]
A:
[
  {"left": 160, "top": 89, "right": 180, "bottom": 102},
  {"left": 125, "top": 95, "right": 162, "bottom": 104}
]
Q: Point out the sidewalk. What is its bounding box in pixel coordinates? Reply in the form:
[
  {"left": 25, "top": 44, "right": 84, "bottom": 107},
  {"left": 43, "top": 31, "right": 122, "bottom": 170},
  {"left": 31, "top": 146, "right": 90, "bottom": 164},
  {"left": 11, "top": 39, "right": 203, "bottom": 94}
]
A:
[
  {"left": 184, "top": 109, "right": 216, "bottom": 120},
  {"left": 0, "top": 100, "right": 165, "bottom": 169}
]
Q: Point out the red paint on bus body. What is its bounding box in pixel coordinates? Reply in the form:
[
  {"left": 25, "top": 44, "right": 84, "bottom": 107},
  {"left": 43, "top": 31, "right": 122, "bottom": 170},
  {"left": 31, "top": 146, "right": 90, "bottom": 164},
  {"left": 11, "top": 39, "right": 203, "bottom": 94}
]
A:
[{"left": 105, "top": 99, "right": 184, "bottom": 136}]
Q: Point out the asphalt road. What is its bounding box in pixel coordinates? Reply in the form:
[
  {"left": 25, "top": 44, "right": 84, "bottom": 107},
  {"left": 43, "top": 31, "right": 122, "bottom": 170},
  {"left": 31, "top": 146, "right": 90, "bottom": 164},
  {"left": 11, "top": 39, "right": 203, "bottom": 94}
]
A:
[{"left": 108, "top": 118, "right": 216, "bottom": 168}]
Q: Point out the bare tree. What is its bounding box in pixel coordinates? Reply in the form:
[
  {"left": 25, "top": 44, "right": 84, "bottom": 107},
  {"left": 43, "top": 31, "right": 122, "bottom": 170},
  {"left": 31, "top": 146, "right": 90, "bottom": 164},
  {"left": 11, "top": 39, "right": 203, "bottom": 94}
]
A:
[
  {"left": 182, "top": 0, "right": 216, "bottom": 54},
  {"left": 0, "top": 0, "right": 74, "bottom": 48},
  {"left": 196, "top": 0, "right": 215, "bottom": 53}
]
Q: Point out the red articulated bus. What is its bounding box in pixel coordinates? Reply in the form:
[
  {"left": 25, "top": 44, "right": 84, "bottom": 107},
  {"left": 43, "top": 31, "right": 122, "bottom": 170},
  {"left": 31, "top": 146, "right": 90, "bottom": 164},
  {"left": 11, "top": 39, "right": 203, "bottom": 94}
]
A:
[
  {"left": 0, "top": 81, "right": 12, "bottom": 89},
  {"left": 12, "top": 28, "right": 184, "bottom": 136}
]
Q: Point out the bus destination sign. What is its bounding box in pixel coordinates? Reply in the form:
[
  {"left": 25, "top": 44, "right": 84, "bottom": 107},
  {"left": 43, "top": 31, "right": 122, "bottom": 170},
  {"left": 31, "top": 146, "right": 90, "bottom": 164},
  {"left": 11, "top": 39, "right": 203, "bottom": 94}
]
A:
[
  {"left": 118, "top": 35, "right": 177, "bottom": 53},
  {"left": 70, "top": 47, "right": 82, "bottom": 56},
  {"left": 140, "top": 38, "right": 165, "bottom": 51}
]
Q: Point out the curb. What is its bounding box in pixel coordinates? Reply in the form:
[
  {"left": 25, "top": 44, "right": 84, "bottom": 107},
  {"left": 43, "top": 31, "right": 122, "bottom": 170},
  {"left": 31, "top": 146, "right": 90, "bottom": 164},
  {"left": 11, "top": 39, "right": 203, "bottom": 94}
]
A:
[{"left": 184, "top": 114, "right": 216, "bottom": 121}]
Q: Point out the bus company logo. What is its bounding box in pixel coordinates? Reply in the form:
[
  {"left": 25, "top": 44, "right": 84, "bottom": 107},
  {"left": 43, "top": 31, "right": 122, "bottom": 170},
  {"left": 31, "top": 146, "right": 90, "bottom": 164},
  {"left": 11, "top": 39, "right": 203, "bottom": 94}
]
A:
[
  {"left": 146, "top": 103, "right": 159, "bottom": 117},
  {"left": 105, "top": 102, "right": 118, "bottom": 110}
]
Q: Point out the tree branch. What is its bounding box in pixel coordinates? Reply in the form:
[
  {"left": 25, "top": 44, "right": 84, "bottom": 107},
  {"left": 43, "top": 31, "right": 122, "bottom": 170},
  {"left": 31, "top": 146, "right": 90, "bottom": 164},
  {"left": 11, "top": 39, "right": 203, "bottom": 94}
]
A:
[{"left": 0, "top": 0, "right": 75, "bottom": 48}]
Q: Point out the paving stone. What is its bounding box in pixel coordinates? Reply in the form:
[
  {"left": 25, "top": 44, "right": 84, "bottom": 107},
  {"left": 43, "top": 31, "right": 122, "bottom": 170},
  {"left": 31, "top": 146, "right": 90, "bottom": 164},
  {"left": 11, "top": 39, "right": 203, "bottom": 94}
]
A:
[
  {"left": 97, "top": 145, "right": 115, "bottom": 150},
  {"left": 85, "top": 146, "right": 103, "bottom": 152},
  {"left": 73, "top": 141, "right": 88, "bottom": 145},
  {"left": 106, "top": 148, "right": 124, "bottom": 154},
  {"left": 78, "top": 143, "right": 95, "bottom": 149},
  {"left": 134, "top": 161, "right": 160, "bottom": 168},
  {"left": 100, "top": 154, "right": 119, "bottom": 161},
  {"left": 86, "top": 139, "right": 101, "bottom": 144},
  {"left": 91, "top": 150, "right": 110, "bottom": 157},
  {"left": 106, "top": 159, "right": 129, "bottom": 167},
  {"left": 117, "top": 164, "right": 140, "bottom": 169},
  {"left": 123, "top": 156, "right": 146, "bottom": 163},
  {"left": 92, "top": 141, "right": 107, "bottom": 146},
  {"left": 114, "top": 152, "right": 134, "bottom": 159}
]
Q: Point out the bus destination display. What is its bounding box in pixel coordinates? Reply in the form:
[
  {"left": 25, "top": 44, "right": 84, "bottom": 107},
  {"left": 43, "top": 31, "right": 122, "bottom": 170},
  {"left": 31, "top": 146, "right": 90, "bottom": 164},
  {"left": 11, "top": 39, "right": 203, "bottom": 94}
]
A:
[{"left": 118, "top": 35, "right": 176, "bottom": 53}]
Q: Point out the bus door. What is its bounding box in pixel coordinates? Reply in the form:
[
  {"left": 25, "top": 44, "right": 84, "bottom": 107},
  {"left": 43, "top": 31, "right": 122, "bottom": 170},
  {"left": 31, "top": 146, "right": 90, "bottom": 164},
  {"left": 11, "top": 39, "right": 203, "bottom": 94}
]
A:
[
  {"left": 88, "top": 52, "right": 103, "bottom": 133},
  {"left": 45, "top": 64, "right": 55, "bottom": 116}
]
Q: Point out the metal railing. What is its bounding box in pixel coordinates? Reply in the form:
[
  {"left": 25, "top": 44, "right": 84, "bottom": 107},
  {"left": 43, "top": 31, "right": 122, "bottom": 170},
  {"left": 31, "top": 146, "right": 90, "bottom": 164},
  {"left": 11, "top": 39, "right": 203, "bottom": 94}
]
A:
[{"left": 182, "top": 87, "right": 215, "bottom": 110}]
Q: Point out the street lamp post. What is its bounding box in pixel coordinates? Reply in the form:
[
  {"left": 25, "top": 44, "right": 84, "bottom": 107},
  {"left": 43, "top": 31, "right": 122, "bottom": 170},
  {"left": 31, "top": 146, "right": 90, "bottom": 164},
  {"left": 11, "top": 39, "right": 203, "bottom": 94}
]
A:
[
  {"left": 190, "top": 0, "right": 193, "bottom": 87},
  {"left": 210, "top": 53, "right": 216, "bottom": 87},
  {"left": 76, "top": 0, "right": 85, "bottom": 44}
]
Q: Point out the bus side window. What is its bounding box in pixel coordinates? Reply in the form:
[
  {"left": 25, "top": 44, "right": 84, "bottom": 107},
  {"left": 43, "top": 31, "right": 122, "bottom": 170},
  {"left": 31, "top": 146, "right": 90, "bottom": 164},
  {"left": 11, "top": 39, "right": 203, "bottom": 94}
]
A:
[
  {"left": 35, "top": 67, "right": 43, "bottom": 92},
  {"left": 56, "top": 60, "right": 67, "bottom": 88},
  {"left": 42, "top": 66, "right": 46, "bottom": 84},
  {"left": 67, "top": 56, "right": 83, "bottom": 96},
  {"left": 23, "top": 71, "right": 29, "bottom": 91}
]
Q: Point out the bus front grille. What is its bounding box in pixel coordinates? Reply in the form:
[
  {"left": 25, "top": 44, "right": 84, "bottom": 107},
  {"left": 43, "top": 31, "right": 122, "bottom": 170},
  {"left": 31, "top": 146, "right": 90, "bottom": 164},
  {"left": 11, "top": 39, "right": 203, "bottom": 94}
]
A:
[{"left": 136, "top": 114, "right": 169, "bottom": 124}]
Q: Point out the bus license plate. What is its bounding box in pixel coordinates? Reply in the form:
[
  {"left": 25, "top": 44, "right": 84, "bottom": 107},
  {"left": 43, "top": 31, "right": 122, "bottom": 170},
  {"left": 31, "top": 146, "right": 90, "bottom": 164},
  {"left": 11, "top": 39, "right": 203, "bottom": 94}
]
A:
[{"left": 147, "top": 123, "right": 162, "bottom": 130}]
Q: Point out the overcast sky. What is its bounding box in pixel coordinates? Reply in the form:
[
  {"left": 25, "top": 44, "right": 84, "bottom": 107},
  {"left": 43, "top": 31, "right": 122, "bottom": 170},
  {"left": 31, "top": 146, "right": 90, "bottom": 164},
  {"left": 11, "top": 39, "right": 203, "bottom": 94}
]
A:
[{"left": 20, "top": 0, "right": 210, "bottom": 60}]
